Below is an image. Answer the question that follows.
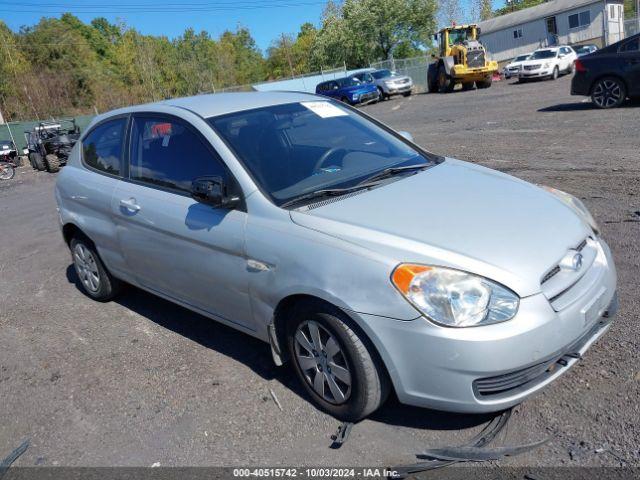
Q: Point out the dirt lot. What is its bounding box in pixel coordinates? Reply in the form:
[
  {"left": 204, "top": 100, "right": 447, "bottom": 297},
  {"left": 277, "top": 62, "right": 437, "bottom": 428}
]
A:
[{"left": 1, "top": 75, "right": 639, "bottom": 470}]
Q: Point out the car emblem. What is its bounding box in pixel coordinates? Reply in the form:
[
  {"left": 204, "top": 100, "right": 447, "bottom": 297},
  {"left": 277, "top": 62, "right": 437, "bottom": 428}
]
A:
[{"left": 572, "top": 253, "right": 583, "bottom": 271}]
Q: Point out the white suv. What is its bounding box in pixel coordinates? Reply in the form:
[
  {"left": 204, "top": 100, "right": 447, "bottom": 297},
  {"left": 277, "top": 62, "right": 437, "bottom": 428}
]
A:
[{"left": 518, "top": 46, "right": 577, "bottom": 81}]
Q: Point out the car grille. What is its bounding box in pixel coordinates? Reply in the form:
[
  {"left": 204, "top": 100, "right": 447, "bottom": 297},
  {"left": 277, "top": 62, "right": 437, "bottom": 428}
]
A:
[
  {"left": 360, "top": 91, "right": 377, "bottom": 102},
  {"left": 541, "top": 238, "right": 588, "bottom": 285},
  {"left": 473, "top": 318, "right": 610, "bottom": 398},
  {"left": 508, "top": 67, "right": 519, "bottom": 72},
  {"left": 467, "top": 50, "right": 485, "bottom": 68},
  {"left": 524, "top": 64, "right": 541, "bottom": 71}
]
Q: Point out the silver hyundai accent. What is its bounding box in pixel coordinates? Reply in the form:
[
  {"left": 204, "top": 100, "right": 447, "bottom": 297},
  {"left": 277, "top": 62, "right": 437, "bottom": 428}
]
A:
[{"left": 55, "top": 92, "right": 618, "bottom": 421}]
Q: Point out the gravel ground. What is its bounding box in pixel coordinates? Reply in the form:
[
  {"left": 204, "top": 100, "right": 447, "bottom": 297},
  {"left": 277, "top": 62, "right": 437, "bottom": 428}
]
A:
[{"left": 1, "top": 75, "right": 639, "bottom": 470}]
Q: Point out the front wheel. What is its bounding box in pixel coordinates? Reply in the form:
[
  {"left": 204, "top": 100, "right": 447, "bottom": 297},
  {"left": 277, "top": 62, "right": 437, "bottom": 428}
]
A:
[
  {"left": 30, "top": 152, "right": 45, "bottom": 171},
  {"left": 437, "top": 65, "right": 454, "bottom": 93},
  {"left": 591, "top": 76, "right": 626, "bottom": 109},
  {"left": 476, "top": 77, "right": 493, "bottom": 89},
  {"left": 44, "top": 154, "right": 60, "bottom": 173},
  {"left": 287, "top": 301, "right": 389, "bottom": 421},
  {"left": 377, "top": 87, "right": 387, "bottom": 100},
  {"left": 402, "top": 91, "right": 412, "bottom": 97},
  {"left": 551, "top": 66, "right": 559, "bottom": 80},
  {"left": 70, "top": 236, "right": 122, "bottom": 301}
]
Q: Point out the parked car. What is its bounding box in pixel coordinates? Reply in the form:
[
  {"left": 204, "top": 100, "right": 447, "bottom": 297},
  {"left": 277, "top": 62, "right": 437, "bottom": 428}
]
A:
[
  {"left": 315, "top": 77, "right": 379, "bottom": 106},
  {"left": 574, "top": 44, "right": 598, "bottom": 58},
  {"left": 571, "top": 34, "right": 640, "bottom": 109},
  {"left": 56, "top": 92, "right": 617, "bottom": 421},
  {"left": 518, "top": 46, "right": 577, "bottom": 81},
  {"left": 351, "top": 69, "right": 413, "bottom": 99},
  {"left": 502, "top": 53, "right": 532, "bottom": 79}
]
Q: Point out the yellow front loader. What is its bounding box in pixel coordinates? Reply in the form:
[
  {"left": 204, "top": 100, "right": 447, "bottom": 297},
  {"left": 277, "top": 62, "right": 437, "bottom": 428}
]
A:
[{"left": 427, "top": 24, "right": 499, "bottom": 93}]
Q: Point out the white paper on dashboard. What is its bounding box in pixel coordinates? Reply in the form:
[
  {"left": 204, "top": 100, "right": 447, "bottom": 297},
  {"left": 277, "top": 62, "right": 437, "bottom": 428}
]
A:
[{"left": 301, "top": 101, "right": 349, "bottom": 118}]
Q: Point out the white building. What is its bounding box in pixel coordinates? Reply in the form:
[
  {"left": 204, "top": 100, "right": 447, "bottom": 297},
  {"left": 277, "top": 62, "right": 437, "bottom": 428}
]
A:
[{"left": 478, "top": 0, "right": 626, "bottom": 63}]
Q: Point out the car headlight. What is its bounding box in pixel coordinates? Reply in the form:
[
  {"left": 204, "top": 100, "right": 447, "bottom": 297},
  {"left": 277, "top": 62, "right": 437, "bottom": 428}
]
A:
[
  {"left": 543, "top": 62, "right": 551, "bottom": 68},
  {"left": 392, "top": 265, "right": 519, "bottom": 327},
  {"left": 542, "top": 186, "right": 599, "bottom": 234}
]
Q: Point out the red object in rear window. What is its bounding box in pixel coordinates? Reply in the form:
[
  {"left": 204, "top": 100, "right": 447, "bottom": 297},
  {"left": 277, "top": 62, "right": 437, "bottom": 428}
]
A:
[{"left": 574, "top": 59, "right": 588, "bottom": 73}]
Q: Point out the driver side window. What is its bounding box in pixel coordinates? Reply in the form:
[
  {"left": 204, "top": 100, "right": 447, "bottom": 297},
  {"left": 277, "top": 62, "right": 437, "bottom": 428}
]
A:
[{"left": 129, "top": 116, "right": 227, "bottom": 193}]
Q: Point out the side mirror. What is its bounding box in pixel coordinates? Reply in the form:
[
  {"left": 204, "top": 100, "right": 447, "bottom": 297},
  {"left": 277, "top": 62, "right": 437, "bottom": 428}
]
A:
[
  {"left": 477, "top": 27, "right": 482, "bottom": 35},
  {"left": 191, "top": 176, "right": 239, "bottom": 209},
  {"left": 398, "top": 131, "right": 414, "bottom": 142}
]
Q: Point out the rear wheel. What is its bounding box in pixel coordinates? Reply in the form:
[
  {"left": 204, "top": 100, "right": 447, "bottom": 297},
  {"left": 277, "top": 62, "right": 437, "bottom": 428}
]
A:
[
  {"left": 287, "top": 301, "right": 389, "bottom": 421},
  {"left": 70, "top": 236, "right": 122, "bottom": 301},
  {"left": 462, "top": 82, "right": 475, "bottom": 91},
  {"left": 30, "top": 152, "right": 45, "bottom": 171},
  {"left": 591, "top": 76, "right": 626, "bottom": 109},
  {"left": 44, "top": 154, "right": 60, "bottom": 173},
  {"left": 476, "top": 77, "right": 493, "bottom": 89}
]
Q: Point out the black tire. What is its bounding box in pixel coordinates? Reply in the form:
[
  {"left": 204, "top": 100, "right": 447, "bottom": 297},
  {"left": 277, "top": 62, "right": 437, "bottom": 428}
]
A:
[
  {"left": 437, "top": 65, "right": 454, "bottom": 93},
  {"left": 591, "top": 76, "right": 626, "bottom": 109},
  {"left": 462, "top": 82, "right": 475, "bottom": 91},
  {"left": 70, "top": 235, "right": 122, "bottom": 301},
  {"left": 427, "top": 64, "right": 439, "bottom": 93},
  {"left": 286, "top": 300, "right": 390, "bottom": 421},
  {"left": 377, "top": 87, "right": 387, "bottom": 100},
  {"left": 402, "top": 91, "right": 412, "bottom": 97},
  {"left": 44, "top": 154, "right": 61, "bottom": 173},
  {"left": 30, "top": 152, "right": 45, "bottom": 171},
  {"left": 476, "top": 77, "right": 492, "bottom": 89},
  {"left": 551, "top": 66, "right": 559, "bottom": 80}
]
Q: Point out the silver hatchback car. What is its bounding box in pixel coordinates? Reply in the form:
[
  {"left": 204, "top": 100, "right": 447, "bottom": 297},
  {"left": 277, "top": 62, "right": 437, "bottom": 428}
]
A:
[{"left": 56, "top": 92, "right": 617, "bottom": 421}]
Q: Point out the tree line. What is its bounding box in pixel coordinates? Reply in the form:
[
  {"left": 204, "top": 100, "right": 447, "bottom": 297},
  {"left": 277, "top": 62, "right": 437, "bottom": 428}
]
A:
[{"left": 0, "top": 0, "right": 438, "bottom": 121}]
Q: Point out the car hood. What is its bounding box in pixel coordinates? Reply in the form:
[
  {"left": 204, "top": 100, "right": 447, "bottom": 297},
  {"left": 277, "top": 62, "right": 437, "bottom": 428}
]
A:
[
  {"left": 384, "top": 75, "right": 411, "bottom": 82},
  {"left": 520, "top": 58, "right": 555, "bottom": 66},
  {"left": 290, "top": 159, "right": 591, "bottom": 297}
]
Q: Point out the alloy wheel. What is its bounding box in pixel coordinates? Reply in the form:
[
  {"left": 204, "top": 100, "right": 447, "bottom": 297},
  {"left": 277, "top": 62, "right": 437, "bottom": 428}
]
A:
[
  {"left": 73, "top": 243, "right": 101, "bottom": 292},
  {"left": 592, "top": 80, "right": 624, "bottom": 108},
  {"left": 294, "top": 320, "right": 352, "bottom": 404}
]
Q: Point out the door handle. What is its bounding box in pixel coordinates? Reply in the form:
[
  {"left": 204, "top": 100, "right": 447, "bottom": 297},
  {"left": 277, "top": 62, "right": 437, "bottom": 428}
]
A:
[{"left": 119, "top": 198, "right": 141, "bottom": 212}]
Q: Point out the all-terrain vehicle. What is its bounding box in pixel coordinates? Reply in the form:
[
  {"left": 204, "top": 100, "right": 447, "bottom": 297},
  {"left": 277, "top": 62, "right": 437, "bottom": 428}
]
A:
[
  {"left": 427, "top": 24, "right": 499, "bottom": 93},
  {"left": 25, "top": 119, "right": 81, "bottom": 173}
]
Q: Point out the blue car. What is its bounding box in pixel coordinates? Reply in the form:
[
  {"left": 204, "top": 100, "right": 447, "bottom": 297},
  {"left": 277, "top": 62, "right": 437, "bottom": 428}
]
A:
[{"left": 315, "top": 77, "right": 379, "bottom": 105}]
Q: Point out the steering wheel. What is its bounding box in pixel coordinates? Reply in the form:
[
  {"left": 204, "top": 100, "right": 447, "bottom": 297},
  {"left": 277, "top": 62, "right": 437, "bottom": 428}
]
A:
[{"left": 313, "top": 147, "right": 347, "bottom": 173}]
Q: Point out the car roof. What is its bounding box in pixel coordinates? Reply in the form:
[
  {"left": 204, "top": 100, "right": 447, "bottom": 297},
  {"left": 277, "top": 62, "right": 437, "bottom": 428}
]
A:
[{"left": 99, "top": 91, "right": 326, "bottom": 121}]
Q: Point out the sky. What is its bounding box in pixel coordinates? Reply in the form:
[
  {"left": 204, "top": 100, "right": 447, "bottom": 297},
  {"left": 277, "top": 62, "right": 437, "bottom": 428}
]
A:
[{"left": 2, "top": 0, "right": 505, "bottom": 53}]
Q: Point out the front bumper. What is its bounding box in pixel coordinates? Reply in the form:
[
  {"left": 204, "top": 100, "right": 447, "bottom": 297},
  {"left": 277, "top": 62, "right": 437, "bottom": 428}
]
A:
[
  {"left": 354, "top": 239, "right": 617, "bottom": 413},
  {"left": 384, "top": 83, "right": 413, "bottom": 95},
  {"left": 519, "top": 69, "right": 553, "bottom": 78}
]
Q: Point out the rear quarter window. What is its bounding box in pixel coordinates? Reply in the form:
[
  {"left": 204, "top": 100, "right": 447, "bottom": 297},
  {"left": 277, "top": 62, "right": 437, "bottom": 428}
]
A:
[{"left": 82, "top": 118, "right": 126, "bottom": 175}]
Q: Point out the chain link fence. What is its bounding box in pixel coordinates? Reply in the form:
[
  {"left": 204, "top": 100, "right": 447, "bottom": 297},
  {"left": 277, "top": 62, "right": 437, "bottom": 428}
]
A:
[
  {"left": 370, "top": 56, "right": 430, "bottom": 93},
  {"left": 624, "top": 16, "right": 639, "bottom": 37}
]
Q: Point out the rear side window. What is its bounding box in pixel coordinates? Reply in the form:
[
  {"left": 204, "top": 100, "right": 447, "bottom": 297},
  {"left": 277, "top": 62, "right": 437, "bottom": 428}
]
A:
[
  {"left": 129, "top": 116, "right": 227, "bottom": 193},
  {"left": 83, "top": 118, "right": 126, "bottom": 175}
]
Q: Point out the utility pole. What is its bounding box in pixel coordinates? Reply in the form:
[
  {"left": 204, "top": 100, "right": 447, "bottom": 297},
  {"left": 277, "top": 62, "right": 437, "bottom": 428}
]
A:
[{"left": 281, "top": 34, "right": 295, "bottom": 79}]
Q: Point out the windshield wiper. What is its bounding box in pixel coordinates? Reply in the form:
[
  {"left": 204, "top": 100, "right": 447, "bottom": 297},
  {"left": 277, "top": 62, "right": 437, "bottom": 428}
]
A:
[
  {"left": 280, "top": 182, "right": 379, "bottom": 208},
  {"left": 356, "top": 163, "right": 429, "bottom": 186}
]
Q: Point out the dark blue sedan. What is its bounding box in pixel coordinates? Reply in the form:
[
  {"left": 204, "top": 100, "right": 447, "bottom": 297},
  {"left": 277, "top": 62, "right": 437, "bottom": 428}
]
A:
[{"left": 315, "top": 77, "right": 379, "bottom": 106}]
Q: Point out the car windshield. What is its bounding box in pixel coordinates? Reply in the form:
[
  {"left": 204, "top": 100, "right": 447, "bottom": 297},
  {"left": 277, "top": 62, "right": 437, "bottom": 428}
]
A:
[
  {"left": 0, "top": 141, "right": 13, "bottom": 148},
  {"left": 514, "top": 55, "right": 529, "bottom": 62},
  {"left": 209, "top": 101, "right": 436, "bottom": 206},
  {"left": 372, "top": 69, "right": 391, "bottom": 79},
  {"left": 338, "top": 77, "right": 361, "bottom": 87},
  {"left": 574, "top": 46, "right": 591, "bottom": 54},
  {"left": 530, "top": 50, "right": 557, "bottom": 59},
  {"left": 449, "top": 29, "right": 471, "bottom": 45}
]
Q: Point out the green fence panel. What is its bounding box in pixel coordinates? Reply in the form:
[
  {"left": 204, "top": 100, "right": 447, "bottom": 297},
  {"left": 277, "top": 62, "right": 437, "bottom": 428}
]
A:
[{"left": 0, "top": 114, "right": 95, "bottom": 151}]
